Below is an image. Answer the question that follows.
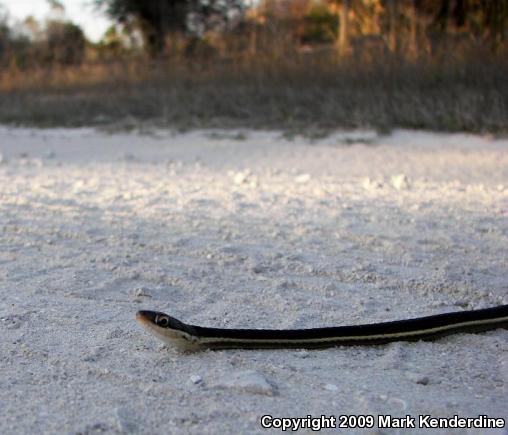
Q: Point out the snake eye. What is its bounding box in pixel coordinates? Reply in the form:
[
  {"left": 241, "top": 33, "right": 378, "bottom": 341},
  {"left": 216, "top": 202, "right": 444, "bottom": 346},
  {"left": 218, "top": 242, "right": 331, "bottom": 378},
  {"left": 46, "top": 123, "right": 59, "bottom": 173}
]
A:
[{"left": 156, "top": 315, "right": 169, "bottom": 327}]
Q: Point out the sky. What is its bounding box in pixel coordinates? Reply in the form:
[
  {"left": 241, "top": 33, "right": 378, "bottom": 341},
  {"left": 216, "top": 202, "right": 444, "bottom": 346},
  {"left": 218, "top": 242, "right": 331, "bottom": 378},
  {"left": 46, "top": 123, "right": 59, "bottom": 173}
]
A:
[{"left": 1, "top": 0, "right": 113, "bottom": 42}]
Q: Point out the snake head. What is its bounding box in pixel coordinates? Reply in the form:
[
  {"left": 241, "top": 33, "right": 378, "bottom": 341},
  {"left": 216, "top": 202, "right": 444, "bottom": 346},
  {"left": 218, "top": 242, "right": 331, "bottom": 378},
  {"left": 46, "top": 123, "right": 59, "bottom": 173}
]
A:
[
  {"left": 136, "top": 310, "right": 187, "bottom": 330},
  {"left": 136, "top": 310, "right": 200, "bottom": 350}
]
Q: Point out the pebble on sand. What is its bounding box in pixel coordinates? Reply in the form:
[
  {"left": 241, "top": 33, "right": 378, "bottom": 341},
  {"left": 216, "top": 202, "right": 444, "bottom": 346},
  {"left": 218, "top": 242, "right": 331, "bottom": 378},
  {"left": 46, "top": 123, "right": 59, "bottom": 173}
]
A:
[
  {"left": 362, "top": 177, "right": 383, "bottom": 190},
  {"left": 233, "top": 170, "right": 251, "bottom": 184},
  {"left": 214, "top": 370, "right": 277, "bottom": 396},
  {"left": 190, "top": 375, "right": 203, "bottom": 384},
  {"left": 404, "top": 371, "right": 430, "bottom": 385},
  {"left": 391, "top": 173, "right": 410, "bottom": 190},
  {"left": 324, "top": 383, "right": 338, "bottom": 391},
  {"left": 295, "top": 173, "right": 311, "bottom": 184}
]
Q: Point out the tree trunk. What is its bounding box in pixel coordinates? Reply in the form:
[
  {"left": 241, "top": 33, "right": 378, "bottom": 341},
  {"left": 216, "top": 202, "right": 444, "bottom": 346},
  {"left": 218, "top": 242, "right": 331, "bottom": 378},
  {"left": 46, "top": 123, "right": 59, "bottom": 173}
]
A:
[
  {"left": 249, "top": 24, "right": 257, "bottom": 56},
  {"left": 387, "top": 0, "right": 397, "bottom": 53},
  {"left": 337, "top": 0, "right": 351, "bottom": 56},
  {"left": 408, "top": 0, "right": 418, "bottom": 58}
]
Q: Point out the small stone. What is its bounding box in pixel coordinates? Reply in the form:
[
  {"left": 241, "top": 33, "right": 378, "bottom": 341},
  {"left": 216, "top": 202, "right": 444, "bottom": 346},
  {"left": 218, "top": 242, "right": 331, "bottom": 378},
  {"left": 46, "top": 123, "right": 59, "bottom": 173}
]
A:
[
  {"left": 233, "top": 170, "right": 250, "bottom": 184},
  {"left": 404, "top": 371, "right": 429, "bottom": 385},
  {"left": 214, "top": 370, "right": 276, "bottom": 396},
  {"left": 391, "top": 174, "right": 410, "bottom": 190},
  {"left": 80, "top": 423, "right": 109, "bottom": 434},
  {"left": 295, "top": 350, "right": 309, "bottom": 358},
  {"left": 324, "top": 282, "right": 338, "bottom": 292},
  {"left": 277, "top": 280, "right": 292, "bottom": 290},
  {"left": 122, "top": 153, "right": 136, "bottom": 162},
  {"left": 44, "top": 150, "right": 56, "bottom": 159},
  {"left": 362, "top": 177, "right": 383, "bottom": 190},
  {"left": 250, "top": 263, "right": 265, "bottom": 274},
  {"left": 324, "top": 383, "right": 338, "bottom": 391},
  {"left": 387, "top": 397, "right": 408, "bottom": 411},
  {"left": 106, "top": 327, "right": 124, "bottom": 339},
  {"left": 83, "top": 346, "right": 106, "bottom": 362},
  {"left": 190, "top": 375, "right": 202, "bottom": 384},
  {"left": 130, "top": 287, "right": 151, "bottom": 301},
  {"left": 295, "top": 173, "right": 311, "bottom": 184},
  {"left": 0, "top": 153, "right": 6, "bottom": 164}
]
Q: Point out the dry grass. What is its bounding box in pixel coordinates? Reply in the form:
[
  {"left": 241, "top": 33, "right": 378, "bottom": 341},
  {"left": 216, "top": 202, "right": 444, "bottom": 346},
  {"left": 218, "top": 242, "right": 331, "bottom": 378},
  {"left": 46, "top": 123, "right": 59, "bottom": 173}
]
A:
[{"left": 0, "top": 52, "right": 507, "bottom": 133}]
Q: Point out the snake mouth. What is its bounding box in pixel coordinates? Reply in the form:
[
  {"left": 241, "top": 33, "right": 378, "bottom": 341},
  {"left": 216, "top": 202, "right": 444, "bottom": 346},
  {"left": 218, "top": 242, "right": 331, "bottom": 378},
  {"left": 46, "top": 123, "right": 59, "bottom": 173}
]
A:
[{"left": 136, "top": 310, "right": 159, "bottom": 326}]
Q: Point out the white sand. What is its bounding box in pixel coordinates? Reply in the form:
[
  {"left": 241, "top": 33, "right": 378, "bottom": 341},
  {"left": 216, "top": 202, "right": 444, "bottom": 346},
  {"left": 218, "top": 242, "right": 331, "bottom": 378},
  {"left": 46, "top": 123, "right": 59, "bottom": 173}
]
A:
[{"left": 0, "top": 127, "right": 507, "bottom": 434}]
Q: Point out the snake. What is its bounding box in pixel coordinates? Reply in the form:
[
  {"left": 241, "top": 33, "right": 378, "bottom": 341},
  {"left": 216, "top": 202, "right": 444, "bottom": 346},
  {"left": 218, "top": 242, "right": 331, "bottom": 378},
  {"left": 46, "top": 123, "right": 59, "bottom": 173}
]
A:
[{"left": 136, "top": 304, "right": 508, "bottom": 351}]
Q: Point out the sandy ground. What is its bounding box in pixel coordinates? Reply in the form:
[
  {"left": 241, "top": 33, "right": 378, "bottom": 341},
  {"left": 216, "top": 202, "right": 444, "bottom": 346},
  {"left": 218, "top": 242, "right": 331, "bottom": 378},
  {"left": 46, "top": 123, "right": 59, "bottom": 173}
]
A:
[{"left": 0, "top": 127, "right": 507, "bottom": 435}]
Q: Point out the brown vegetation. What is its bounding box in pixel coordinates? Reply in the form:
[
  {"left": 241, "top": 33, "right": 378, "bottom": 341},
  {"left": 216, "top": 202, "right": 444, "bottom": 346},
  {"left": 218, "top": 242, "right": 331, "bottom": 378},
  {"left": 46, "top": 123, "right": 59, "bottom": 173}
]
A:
[{"left": 0, "top": 0, "right": 507, "bottom": 133}]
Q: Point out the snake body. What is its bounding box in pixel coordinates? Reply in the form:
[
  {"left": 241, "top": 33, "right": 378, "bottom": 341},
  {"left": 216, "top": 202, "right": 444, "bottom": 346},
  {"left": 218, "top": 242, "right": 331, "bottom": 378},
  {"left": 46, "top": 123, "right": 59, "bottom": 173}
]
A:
[{"left": 136, "top": 304, "right": 508, "bottom": 351}]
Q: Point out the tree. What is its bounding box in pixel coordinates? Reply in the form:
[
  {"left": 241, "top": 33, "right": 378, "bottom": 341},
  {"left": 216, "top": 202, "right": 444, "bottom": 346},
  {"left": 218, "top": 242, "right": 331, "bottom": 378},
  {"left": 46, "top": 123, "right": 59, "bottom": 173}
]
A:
[
  {"left": 385, "top": 0, "right": 397, "bottom": 52},
  {"left": 414, "top": 0, "right": 508, "bottom": 51},
  {"left": 0, "top": 13, "right": 9, "bottom": 63},
  {"left": 326, "top": 0, "right": 351, "bottom": 55},
  {"left": 97, "top": 0, "right": 246, "bottom": 56},
  {"left": 44, "top": 21, "right": 86, "bottom": 65},
  {"left": 97, "top": 0, "right": 187, "bottom": 54},
  {"left": 302, "top": 2, "right": 338, "bottom": 44}
]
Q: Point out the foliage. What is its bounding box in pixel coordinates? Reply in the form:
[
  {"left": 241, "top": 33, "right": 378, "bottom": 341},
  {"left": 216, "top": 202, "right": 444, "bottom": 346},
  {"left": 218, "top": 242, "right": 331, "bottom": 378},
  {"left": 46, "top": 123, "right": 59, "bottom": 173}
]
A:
[
  {"left": 0, "top": 1, "right": 507, "bottom": 133},
  {"left": 1, "top": 0, "right": 506, "bottom": 64},
  {"left": 302, "top": 3, "right": 337, "bottom": 44},
  {"left": 414, "top": 0, "right": 508, "bottom": 47},
  {"left": 0, "top": 4, "right": 9, "bottom": 60},
  {"left": 0, "top": 14, "right": 86, "bottom": 68},
  {"left": 96, "top": 0, "right": 245, "bottom": 55},
  {"left": 43, "top": 21, "right": 86, "bottom": 65}
]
